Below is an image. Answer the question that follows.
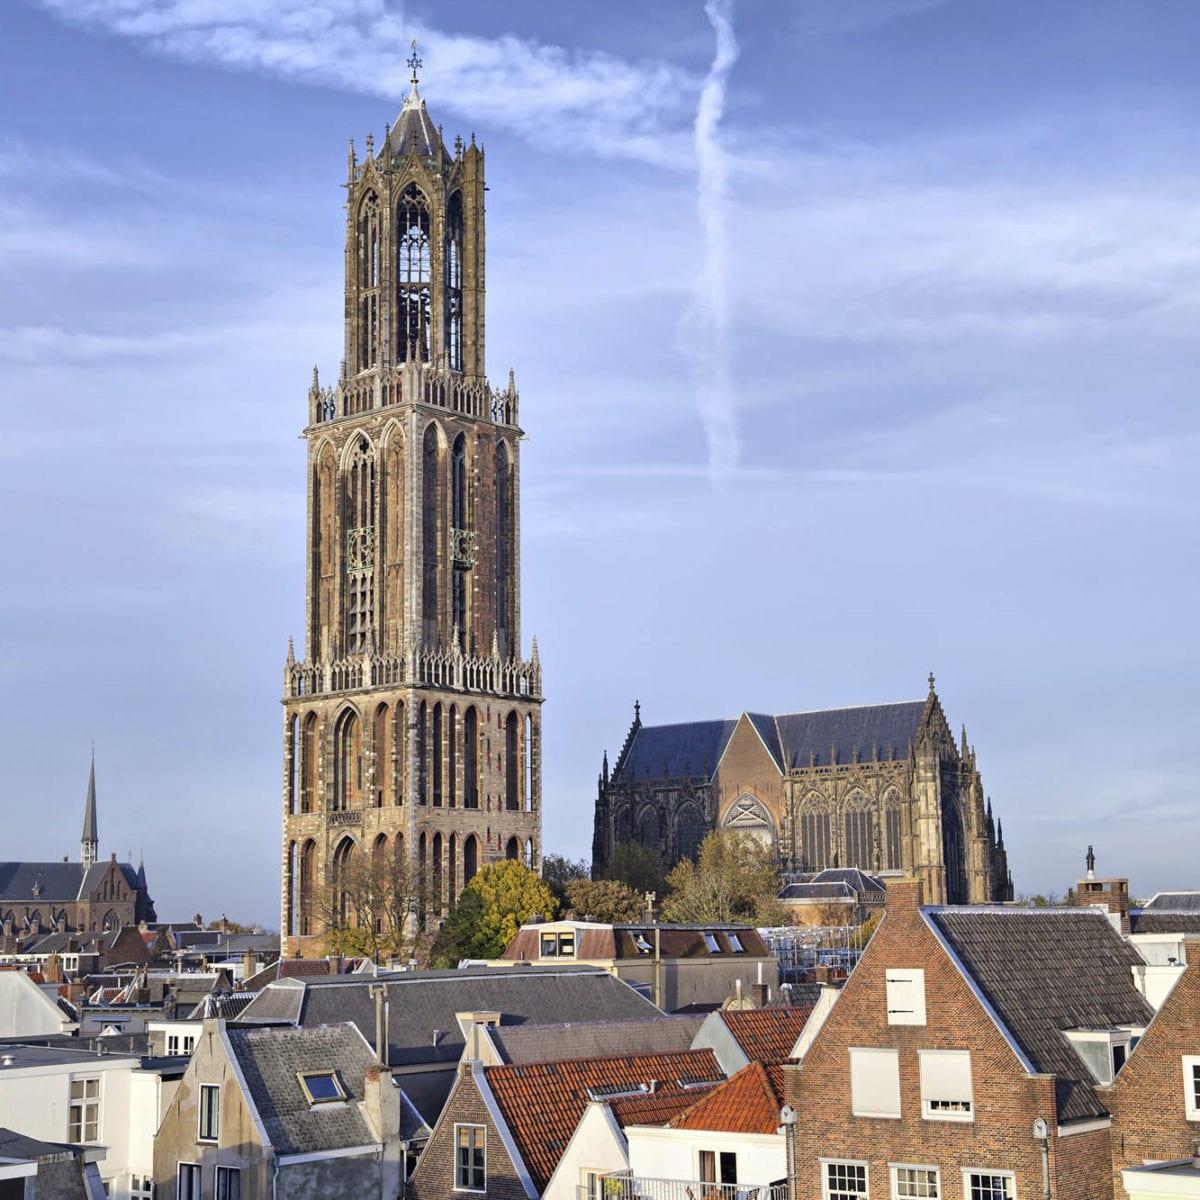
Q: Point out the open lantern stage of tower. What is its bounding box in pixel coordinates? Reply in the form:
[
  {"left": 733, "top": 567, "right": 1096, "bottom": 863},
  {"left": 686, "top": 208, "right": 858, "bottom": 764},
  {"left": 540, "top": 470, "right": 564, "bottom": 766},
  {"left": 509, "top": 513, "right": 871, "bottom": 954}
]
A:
[{"left": 280, "top": 67, "right": 543, "bottom": 956}]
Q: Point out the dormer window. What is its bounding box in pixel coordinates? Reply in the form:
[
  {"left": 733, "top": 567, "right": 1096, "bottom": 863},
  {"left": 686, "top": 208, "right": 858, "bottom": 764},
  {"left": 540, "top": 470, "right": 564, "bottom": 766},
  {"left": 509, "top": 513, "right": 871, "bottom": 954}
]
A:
[
  {"left": 539, "top": 931, "right": 576, "bottom": 958},
  {"left": 1064, "top": 1029, "right": 1135, "bottom": 1086},
  {"left": 728, "top": 933, "right": 745, "bottom": 953},
  {"left": 299, "top": 1072, "right": 346, "bottom": 1106},
  {"left": 703, "top": 933, "right": 721, "bottom": 953}
]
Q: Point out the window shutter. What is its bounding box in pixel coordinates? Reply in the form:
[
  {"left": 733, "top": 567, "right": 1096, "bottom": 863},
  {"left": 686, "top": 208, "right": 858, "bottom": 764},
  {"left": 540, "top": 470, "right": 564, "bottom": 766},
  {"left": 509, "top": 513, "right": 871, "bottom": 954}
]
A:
[
  {"left": 850, "top": 1047, "right": 902, "bottom": 1117},
  {"left": 919, "top": 1049, "right": 973, "bottom": 1103},
  {"left": 885, "top": 968, "right": 926, "bottom": 1025}
]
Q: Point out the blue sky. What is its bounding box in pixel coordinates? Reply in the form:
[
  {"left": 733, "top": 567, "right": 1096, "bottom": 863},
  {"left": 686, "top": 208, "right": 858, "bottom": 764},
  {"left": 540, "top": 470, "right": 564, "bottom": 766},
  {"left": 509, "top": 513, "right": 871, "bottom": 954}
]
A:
[{"left": 2, "top": 0, "right": 1198, "bottom": 925}]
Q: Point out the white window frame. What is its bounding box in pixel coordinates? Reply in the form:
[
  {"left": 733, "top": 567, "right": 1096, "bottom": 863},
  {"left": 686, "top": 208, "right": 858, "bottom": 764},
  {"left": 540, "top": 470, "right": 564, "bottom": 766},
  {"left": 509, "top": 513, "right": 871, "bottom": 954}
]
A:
[
  {"left": 849, "top": 1047, "right": 902, "bottom": 1119},
  {"left": 919, "top": 1049, "right": 974, "bottom": 1122},
  {"left": 582, "top": 1169, "right": 603, "bottom": 1200},
  {"left": 822, "top": 1158, "right": 870, "bottom": 1199},
  {"left": 68, "top": 1076, "right": 100, "bottom": 1144},
  {"left": 177, "top": 1162, "right": 202, "bottom": 1200},
  {"left": 1184, "top": 1056, "right": 1200, "bottom": 1121},
  {"left": 890, "top": 1164, "right": 940, "bottom": 1199},
  {"left": 885, "top": 969, "right": 926, "bottom": 1026},
  {"left": 961, "top": 1169, "right": 1015, "bottom": 1200},
  {"left": 454, "top": 1123, "right": 486, "bottom": 1192},
  {"left": 198, "top": 1083, "right": 221, "bottom": 1142}
]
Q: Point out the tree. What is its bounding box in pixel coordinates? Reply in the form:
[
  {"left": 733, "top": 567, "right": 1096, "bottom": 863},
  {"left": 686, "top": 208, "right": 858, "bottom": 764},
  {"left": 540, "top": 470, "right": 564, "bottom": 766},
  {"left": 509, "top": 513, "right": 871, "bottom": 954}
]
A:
[
  {"left": 605, "top": 841, "right": 667, "bottom": 898},
  {"left": 319, "top": 850, "right": 420, "bottom": 963},
  {"left": 461, "top": 860, "right": 559, "bottom": 958},
  {"left": 541, "top": 853, "right": 589, "bottom": 908},
  {"left": 564, "top": 878, "right": 643, "bottom": 923},
  {"left": 661, "top": 830, "right": 782, "bottom": 925},
  {"left": 428, "top": 889, "right": 490, "bottom": 968}
]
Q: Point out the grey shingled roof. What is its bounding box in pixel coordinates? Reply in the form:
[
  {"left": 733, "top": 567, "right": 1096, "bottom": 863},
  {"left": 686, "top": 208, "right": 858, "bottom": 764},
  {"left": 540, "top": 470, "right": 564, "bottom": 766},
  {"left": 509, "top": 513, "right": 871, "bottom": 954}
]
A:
[
  {"left": 0, "top": 861, "right": 141, "bottom": 905},
  {"left": 614, "top": 720, "right": 737, "bottom": 784},
  {"left": 0, "top": 1127, "right": 83, "bottom": 1161},
  {"left": 1130, "top": 910, "right": 1200, "bottom": 934},
  {"left": 488, "top": 1014, "right": 705, "bottom": 1064},
  {"left": 613, "top": 702, "right": 925, "bottom": 784},
  {"left": 1142, "top": 892, "right": 1200, "bottom": 911},
  {"left": 225, "top": 1023, "right": 377, "bottom": 1156},
  {"left": 237, "top": 965, "right": 662, "bottom": 1120},
  {"left": 928, "top": 908, "right": 1155, "bottom": 1122}
]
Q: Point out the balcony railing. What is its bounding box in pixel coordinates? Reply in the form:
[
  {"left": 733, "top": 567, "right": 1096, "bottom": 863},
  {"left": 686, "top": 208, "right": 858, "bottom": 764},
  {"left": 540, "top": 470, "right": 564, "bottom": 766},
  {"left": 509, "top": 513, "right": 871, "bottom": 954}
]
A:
[{"left": 596, "top": 1174, "right": 788, "bottom": 1200}]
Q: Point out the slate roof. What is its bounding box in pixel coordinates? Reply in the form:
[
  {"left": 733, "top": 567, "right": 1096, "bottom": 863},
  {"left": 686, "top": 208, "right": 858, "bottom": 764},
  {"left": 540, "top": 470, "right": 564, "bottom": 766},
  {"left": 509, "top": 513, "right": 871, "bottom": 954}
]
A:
[
  {"left": 612, "top": 702, "right": 925, "bottom": 784},
  {"left": 927, "top": 908, "right": 1156, "bottom": 1122},
  {"left": 485, "top": 1049, "right": 723, "bottom": 1191},
  {"left": 488, "top": 1015, "right": 705, "bottom": 1064},
  {"left": 0, "top": 1127, "right": 84, "bottom": 1161},
  {"left": 1130, "top": 911, "right": 1200, "bottom": 934},
  {"left": 668, "top": 1060, "right": 786, "bottom": 1134},
  {"left": 225, "top": 1023, "right": 377, "bottom": 1156},
  {"left": 0, "top": 861, "right": 141, "bottom": 905},
  {"left": 237, "top": 965, "right": 662, "bottom": 1122},
  {"left": 385, "top": 86, "right": 445, "bottom": 159},
  {"left": 502, "top": 924, "right": 770, "bottom": 963},
  {"left": 716, "top": 1008, "right": 812, "bottom": 1061},
  {"left": 1142, "top": 892, "right": 1200, "bottom": 912}
]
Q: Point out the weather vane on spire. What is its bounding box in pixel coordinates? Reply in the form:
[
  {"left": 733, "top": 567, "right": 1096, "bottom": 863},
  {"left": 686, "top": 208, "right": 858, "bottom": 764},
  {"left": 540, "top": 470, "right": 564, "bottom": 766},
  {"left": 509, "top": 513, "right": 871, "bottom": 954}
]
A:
[{"left": 408, "top": 39, "right": 422, "bottom": 87}]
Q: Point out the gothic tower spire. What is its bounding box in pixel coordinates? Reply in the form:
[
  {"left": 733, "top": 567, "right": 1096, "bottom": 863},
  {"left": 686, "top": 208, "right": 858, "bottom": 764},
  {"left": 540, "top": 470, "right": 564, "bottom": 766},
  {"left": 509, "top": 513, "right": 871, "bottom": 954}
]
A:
[
  {"left": 81, "top": 748, "right": 98, "bottom": 868},
  {"left": 281, "top": 60, "right": 543, "bottom": 956}
]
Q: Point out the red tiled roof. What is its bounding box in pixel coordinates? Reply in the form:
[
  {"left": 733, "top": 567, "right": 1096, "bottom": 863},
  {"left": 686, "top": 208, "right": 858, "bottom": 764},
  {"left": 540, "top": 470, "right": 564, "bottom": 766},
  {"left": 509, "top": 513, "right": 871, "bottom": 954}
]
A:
[
  {"left": 277, "top": 958, "right": 331, "bottom": 978},
  {"left": 719, "top": 1007, "right": 812, "bottom": 1060},
  {"left": 486, "top": 1049, "right": 722, "bottom": 1190},
  {"left": 669, "top": 1061, "right": 786, "bottom": 1134},
  {"left": 608, "top": 1091, "right": 704, "bottom": 1128}
]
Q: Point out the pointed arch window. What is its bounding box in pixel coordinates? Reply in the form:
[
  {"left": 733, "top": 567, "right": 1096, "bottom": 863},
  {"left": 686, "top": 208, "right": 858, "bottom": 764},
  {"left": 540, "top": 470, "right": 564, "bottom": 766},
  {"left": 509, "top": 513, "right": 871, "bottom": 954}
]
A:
[
  {"left": 397, "top": 184, "right": 431, "bottom": 362},
  {"left": 495, "top": 441, "right": 513, "bottom": 658},
  {"left": 334, "top": 710, "right": 362, "bottom": 812},
  {"left": 344, "top": 436, "right": 377, "bottom": 654},
  {"left": 843, "top": 792, "right": 876, "bottom": 871},
  {"left": 800, "top": 796, "right": 832, "bottom": 872},
  {"left": 451, "top": 434, "right": 470, "bottom": 646},
  {"left": 422, "top": 426, "right": 440, "bottom": 642},
  {"left": 358, "top": 192, "right": 381, "bottom": 370},
  {"left": 446, "top": 190, "right": 464, "bottom": 371},
  {"left": 505, "top": 712, "right": 519, "bottom": 810}
]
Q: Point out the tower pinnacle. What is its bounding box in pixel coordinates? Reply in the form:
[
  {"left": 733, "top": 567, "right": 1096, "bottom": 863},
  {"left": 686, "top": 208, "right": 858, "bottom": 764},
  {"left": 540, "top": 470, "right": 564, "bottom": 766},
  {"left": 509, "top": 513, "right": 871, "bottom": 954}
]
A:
[{"left": 81, "top": 748, "right": 98, "bottom": 868}]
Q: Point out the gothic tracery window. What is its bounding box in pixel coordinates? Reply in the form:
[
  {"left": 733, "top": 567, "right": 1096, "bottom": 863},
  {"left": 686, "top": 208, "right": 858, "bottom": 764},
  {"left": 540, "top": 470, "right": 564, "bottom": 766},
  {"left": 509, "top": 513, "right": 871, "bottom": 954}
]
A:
[
  {"left": 842, "top": 790, "right": 876, "bottom": 871},
  {"left": 344, "top": 436, "right": 376, "bottom": 654},
  {"left": 495, "top": 440, "right": 513, "bottom": 657},
  {"left": 800, "top": 794, "right": 832, "bottom": 871},
  {"left": 397, "top": 184, "right": 431, "bottom": 362},
  {"left": 446, "top": 191, "right": 464, "bottom": 371},
  {"left": 451, "top": 434, "right": 469, "bottom": 645},
  {"left": 422, "top": 425, "right": 440, "bottom": 641},
  {"left": 358, "top": 192, "right": 381, "bottom": 370}
]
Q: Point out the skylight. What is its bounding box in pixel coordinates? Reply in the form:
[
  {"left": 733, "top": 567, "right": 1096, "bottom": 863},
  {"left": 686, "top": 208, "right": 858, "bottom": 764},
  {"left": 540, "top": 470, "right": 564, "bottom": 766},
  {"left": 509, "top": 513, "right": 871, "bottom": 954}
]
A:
[
  {"left": 703, "top": 932, "right": 721, "bottom": 953},
  {"left": 728, "top": 934, "right": 745, "bottom": 953},
  {"left": 298, "top": 1071, "right": 346, "bottom": 1105}
]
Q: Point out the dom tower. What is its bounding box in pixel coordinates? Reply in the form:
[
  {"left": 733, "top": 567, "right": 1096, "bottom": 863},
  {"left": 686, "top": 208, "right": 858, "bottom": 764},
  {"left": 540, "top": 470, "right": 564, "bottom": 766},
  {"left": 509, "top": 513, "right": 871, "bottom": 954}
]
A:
[{"left": 281, "top": 58, "right": 543, "bottom": 956}]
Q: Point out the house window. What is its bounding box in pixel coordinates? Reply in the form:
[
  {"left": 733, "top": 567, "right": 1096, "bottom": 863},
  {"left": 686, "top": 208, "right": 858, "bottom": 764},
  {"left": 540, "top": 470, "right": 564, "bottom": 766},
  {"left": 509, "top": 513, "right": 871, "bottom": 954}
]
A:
[
  {"left": 198, "top": 1084, "right": 220, "bottom": 1142},
  {"left": 962, "top": 1172, "right": 1014, "bottom": 1200},
  {"left": 892, "top": 1165, "right": 939, "bottom": 1198},
  {"left": 539, "top": 931, "right": 576, "bottom": 958},
  {"left": 299, "top": 1071, "right": 347, "bottom": 1105},
  {"left": 177, "top": 1163, "right": 201, "bottom": 1200},
  {"left": 1184, "top": 1056, "right": 1200, "bottom": 1120},
  {"left": 455, "top": 1124, "right": 486, "bottom": 1191},
  {"left": 700, "top": 1151, "right": 737, "bottom": 1185},
  {"left": 824, "top": 1160, "right": 869, "bottom": 1199},
  {"left": 885, "top": 969, "right": 926, "bottom": 1025},
  {"left": 582, "top": 1170, "right": 603, "bottom": 1200},
  {"left": 68, "top": 1077, "right": 100, "bottom": 1143},
  {"left": 919, "top": 1050, "right": 973, "bottom": 1121},
  {"left": 216, "top": 1166, "right": 241, "bottom": 1200},
  {"left": 850, "top": 1047, "right": 901, "bottom": 1118}
]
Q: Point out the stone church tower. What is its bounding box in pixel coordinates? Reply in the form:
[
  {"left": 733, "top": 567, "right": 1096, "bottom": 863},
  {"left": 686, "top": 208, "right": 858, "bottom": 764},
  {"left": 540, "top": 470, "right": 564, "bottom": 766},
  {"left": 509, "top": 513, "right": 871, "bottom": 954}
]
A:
[{"left": 281, "top": 60, "right": 543, "bottom": 956}]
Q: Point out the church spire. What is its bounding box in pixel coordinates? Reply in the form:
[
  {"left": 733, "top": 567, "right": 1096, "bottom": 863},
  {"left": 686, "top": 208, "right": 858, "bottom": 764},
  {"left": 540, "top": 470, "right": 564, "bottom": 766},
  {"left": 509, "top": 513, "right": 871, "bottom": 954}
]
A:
[{"left": 81, "top": 748, "right": 98, "bottom": 868}]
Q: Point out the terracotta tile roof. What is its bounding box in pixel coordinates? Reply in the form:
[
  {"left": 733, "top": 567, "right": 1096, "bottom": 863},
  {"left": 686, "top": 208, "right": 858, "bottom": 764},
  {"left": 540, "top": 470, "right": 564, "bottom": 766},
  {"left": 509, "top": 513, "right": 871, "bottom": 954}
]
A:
[
  {"left": 668, "top": 1061, "right": 786, "bottom": 1134},
  {"left": 485, "top": 1048, "right": 722, "bottom": 1190},
  {"left": 719, "top": 1007, "right": 812, "bottom": 1060},
  {"left": 278, "top": 958, "right": 331, "bottom": 978},
  {"left": 608, "top": 1091, "right": 705, "bottom": 1128}
]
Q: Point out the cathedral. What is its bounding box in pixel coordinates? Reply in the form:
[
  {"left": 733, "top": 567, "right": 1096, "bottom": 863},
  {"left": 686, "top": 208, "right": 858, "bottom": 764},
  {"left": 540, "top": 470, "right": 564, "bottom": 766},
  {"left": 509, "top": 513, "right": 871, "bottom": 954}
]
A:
[
  {"left": 280, "top": 57, "right": 543, "bottom": 956},
  {"left": 593, "top": 677, "right": 1011, "bottom": 906}
]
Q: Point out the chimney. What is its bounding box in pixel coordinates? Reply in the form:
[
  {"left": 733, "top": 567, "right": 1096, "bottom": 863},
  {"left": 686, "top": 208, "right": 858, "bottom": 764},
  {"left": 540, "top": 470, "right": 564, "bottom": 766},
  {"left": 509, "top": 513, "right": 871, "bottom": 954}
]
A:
[
  {"left": 885, "top": 877, "right": 925, "bottom": 913},
  {"left": 242, "top": 948, "right": 254, "bottom": 980},
  {"left": 749, "top": 983, "right": 770, "bottom": 1008},
  {"left": 363, "top": 1066, "right": 403, "bottom": 1197}
]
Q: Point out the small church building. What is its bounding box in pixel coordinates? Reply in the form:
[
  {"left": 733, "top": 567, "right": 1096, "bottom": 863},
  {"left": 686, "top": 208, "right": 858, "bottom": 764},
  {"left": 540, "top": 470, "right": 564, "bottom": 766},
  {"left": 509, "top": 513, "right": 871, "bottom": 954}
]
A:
[{"left": 0, "top": 756, "right": 156, "bottom": 940}]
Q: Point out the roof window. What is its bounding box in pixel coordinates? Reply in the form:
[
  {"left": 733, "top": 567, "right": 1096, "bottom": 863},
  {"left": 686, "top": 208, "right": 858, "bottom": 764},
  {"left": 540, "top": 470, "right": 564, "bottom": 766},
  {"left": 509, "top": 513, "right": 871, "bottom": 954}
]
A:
[
  {"left": 634, "top": 934, "right": 652, "bottom": 954},
  {"left": 703, "top": 933, "right": 721, "bottom": 953},
  {"left": 298, "top": 1071, "right": 346, "bottom": 1106},
  {"left": 728, "top": 933, "right": 745, "bottom": 953}
]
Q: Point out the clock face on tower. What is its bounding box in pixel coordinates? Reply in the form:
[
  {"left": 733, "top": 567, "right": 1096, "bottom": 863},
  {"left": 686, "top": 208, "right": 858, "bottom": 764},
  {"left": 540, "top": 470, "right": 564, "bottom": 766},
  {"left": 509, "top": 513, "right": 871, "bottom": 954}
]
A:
[{"left": 345, "top": 526, "right": 375, "bottom": 572}]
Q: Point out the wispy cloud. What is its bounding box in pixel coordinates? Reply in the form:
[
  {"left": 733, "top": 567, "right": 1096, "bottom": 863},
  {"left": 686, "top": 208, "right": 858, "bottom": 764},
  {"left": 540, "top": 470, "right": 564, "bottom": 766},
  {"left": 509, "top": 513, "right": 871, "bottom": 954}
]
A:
[
  {"left": 35, "top": 0, "right": 700, "bottom": 166},
  {"left": 679, "top": 0, "right": 740, "bottom": 481}
]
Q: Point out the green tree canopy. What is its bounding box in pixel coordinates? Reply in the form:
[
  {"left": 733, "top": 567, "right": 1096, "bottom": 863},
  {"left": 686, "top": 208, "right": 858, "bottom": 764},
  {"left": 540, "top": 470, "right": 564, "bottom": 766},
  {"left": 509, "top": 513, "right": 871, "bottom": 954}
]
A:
[
  {"left": 661, "top": 830, "right": 783, "bottom": 925},
  {"left": 564, "top": 877, "right": 644, "bottom": 923},
  {"left": 541, "top": 853, "right": 590, "bottom": 908},
  {"left": 463, "top": 860, "right": 559, "bottom": 957},
  {"left": 428, "top": 889, "right": 491, "bottom": 968},
  {"left": 605, "top": 841, "right": 667, "bottom": 898}
]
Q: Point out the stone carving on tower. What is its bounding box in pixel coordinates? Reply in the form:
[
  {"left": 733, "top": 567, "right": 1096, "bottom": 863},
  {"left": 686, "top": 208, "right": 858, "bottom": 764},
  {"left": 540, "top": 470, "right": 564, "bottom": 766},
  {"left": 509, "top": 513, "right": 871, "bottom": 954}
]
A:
[{"left": 280, "top": 53, "right": 543, "bottom": 956}]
